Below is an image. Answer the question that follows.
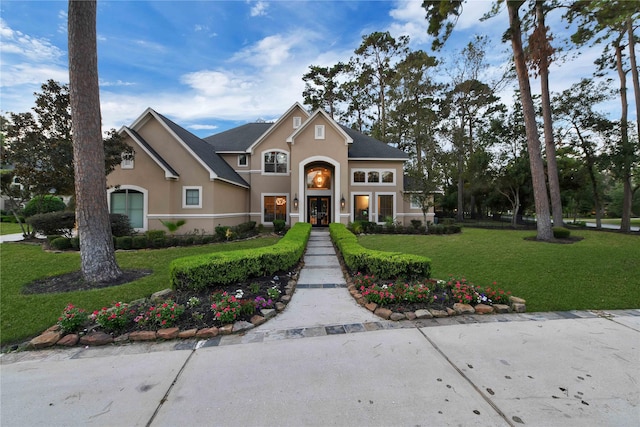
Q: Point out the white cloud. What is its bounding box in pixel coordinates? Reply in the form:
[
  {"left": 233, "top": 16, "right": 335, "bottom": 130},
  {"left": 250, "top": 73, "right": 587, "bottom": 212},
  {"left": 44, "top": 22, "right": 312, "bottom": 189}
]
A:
[
  {"left": 0, "top": 18, "right": 65, "bottom": 63},
  {"left": 249, "top": 1, "right": 269, "bottom": 17},
  {"left": 230, "top": 34, "right": 294, "bottom": 69}
]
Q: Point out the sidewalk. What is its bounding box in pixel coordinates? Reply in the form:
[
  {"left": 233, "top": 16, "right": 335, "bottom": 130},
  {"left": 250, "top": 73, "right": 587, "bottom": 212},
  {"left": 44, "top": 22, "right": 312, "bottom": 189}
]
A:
[{"left": 1, "top": 230, "right": 639, "bottom": 426}]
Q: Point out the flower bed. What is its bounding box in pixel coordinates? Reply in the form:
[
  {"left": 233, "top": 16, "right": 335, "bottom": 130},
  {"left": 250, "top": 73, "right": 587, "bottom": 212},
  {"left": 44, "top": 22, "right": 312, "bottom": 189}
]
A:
[{"left": 348, "top": 273, "right": 526, "bottom": 320}]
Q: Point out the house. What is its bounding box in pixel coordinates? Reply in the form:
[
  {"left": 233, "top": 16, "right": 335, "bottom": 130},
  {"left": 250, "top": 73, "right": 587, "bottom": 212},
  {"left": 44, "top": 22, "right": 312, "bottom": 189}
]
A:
[{"left": 106, "top": 103, "right": 433, "bottom": 232}]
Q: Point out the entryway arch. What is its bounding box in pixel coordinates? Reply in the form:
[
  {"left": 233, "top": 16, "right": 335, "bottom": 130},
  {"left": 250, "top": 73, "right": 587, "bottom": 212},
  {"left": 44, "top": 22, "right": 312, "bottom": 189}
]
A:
[{"left": 298, "top": 156, "right": 341, "bottom": 227}]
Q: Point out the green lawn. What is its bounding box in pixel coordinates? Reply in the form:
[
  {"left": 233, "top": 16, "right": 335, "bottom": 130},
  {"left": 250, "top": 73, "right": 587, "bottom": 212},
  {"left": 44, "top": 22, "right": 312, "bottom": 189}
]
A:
[
  {"left": 0, "top": 222, "right": 24, "bottom": 235},
  {"left": 577, "top": 218, "right": 640, "bottom": 227},
  {"left": 0, "top": 237, "right": 279, "bottom": 346},
  {"left": 358, "top": 228, "right": 640, "bottom": 313}
]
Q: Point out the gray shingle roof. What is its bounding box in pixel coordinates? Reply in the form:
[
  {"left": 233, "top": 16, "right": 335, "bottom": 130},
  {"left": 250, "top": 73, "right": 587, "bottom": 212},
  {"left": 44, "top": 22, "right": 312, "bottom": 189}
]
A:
[
  {"left": 203, "top": 123, "right": 273, "bottom": 152},
  {"left": 342, "top": 125, "right": 409, "bottom": 160},
  {"left": 203, "top": 122, "right": 408, "bottom": 160},
  {"left": 154, "top": 112, "right": 249, "bottom": 188}
]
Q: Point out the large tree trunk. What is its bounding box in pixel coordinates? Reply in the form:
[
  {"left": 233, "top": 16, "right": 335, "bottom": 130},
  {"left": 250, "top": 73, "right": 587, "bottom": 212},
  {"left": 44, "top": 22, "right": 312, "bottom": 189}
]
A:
[
  {"left": 535, "top": 1, "right": 564, "bottom": 227},
  {"left": 628, "top": 18, "right": 640, "bottom": 141},
  {"left": 508, "top": 2, "right": 552, "bottom": 241},
  {"left": 68, "top": 0, "right": 122, "bottom": 282},
  {"left": 615, "top": 42, "right": 632, "bottom": 233}
]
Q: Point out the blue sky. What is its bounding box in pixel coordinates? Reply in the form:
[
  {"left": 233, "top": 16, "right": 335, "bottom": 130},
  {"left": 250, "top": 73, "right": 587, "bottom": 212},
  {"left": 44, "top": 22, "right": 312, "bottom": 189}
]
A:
[{"left": 0, "top": 0, "right": 625, "bottom": 138}]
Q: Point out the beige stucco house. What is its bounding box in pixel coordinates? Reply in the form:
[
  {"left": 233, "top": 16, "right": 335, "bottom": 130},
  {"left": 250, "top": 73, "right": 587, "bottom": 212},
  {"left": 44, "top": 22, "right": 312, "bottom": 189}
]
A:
[{"left": 106, "top": 103, "right": 433, "bottom": 233}]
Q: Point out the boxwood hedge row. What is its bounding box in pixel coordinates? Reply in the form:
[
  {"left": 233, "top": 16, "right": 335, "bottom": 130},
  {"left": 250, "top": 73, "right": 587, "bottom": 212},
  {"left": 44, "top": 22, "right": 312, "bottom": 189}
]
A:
[
  {"left": 329, "top": 223, "right": 431, "bottom": 280},
  {"left": 170, "top": 222, "right": 311, "bottom": 291}
]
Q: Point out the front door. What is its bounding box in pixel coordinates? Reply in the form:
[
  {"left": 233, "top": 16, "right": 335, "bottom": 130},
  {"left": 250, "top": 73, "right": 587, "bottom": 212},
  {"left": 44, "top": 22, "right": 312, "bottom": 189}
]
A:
[{"left": 307, "top": 196, "right": 330, "bottom": 226}]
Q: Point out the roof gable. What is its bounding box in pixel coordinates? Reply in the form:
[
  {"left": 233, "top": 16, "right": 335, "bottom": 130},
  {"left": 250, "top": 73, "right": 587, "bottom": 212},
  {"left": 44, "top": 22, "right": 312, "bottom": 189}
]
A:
[
  {"left": 286, "top": 108, "right": 353, "bottom": 145},
  {"left": 121, "top": 127, "right": 179, "bottom": 179},
  {"left": 247, "top": 102, "right": 309, "bottom": 154},
  {"left": 126, "top": 108, "right": 248, "bottom": 188}
]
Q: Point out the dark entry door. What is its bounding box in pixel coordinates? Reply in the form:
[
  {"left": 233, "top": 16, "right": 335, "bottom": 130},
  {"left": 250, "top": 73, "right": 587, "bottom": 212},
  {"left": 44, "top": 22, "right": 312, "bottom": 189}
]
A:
[{"left": 308, "top": 196, "right": 330, "bottom": 226}]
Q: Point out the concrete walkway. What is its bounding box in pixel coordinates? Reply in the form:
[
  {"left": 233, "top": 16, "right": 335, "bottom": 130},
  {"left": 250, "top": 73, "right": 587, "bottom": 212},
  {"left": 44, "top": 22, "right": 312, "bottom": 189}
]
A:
[{"left": 1, "top": 230, "right": 639, "bottom": 426}]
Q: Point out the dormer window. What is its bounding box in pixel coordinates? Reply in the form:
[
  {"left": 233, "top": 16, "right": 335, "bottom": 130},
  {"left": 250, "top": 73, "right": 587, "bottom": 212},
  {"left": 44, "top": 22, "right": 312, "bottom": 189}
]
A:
[
  {"left": 315, "top": 125, "right": 325, "bottom": 139},
  {"left": 293, "top": 116, "right": 302, "bottom": 129}
]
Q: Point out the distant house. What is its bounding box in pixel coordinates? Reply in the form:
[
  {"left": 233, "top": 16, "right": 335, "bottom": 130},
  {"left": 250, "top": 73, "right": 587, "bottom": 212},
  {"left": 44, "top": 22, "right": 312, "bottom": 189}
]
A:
[{"left": 106, "top": 103, "right": 433, "bottom": 232}]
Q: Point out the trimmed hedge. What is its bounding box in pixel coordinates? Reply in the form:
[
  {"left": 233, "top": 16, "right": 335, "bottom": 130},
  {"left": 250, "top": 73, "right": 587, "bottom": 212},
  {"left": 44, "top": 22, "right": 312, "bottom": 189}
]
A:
[
  {"left": 553, "top": 227, "right": 571, "bottom": 239},
  {"left": 330, "top": 223, "right": 431, "bottom": 280},
  {"left": 170, "top": 222, "right": 311, "bottom": 291}
]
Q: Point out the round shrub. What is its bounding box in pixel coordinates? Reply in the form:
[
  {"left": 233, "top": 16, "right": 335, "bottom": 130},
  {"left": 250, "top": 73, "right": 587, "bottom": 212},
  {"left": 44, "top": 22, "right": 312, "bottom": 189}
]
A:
[
  {"left": 273, "top": 219, "right": 286, "bottom": 233},
  {"left": 132, "top": 235, "right": 148, "bottom": 249},
  {"left": 50, "top": 237, "right": 72, "bottom": 250},
  {"left": 116, "top": 236, "right": 132, "bottom": 250},
  {"left": 110, "top": 214, "right": 133, "bottom": 237},
  {"left": 23, "top": 195, "right": 66, "bottom": 217},
  {"left": 553, "top": 227, "right": 571, "bottom": 239},
  {"left": 28, "top": 211, "right": 76, "bottom": 236}
]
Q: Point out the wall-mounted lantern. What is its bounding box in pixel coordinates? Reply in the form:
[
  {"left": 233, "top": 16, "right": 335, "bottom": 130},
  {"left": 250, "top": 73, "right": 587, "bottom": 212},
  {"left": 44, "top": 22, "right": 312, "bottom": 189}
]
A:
[
  {"left": 340, "top": 194, "right": 345, "bottom": 210},
  {"left": 293, "top": 194, "right": 298, "bottom": 209}
]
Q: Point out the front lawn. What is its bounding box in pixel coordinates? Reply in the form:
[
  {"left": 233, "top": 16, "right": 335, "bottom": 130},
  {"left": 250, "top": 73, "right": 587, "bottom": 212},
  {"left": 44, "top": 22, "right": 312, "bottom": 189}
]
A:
[
  {"left": 358, "top": 228, "right": 640, "bottom": 312},
  {"left": 0, "top": 237, "right": 279, "bottom": 346},
  {"left": 0, "top": 222, "right": 24, "bottom": 235}
]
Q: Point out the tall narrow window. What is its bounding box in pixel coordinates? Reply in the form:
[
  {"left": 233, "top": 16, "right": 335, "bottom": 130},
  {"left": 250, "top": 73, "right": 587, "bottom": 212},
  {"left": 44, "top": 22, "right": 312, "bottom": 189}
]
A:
[
  {"left": 377, "top": 194, "right": 394, "bottom": 223},
  {"left": 315, "top": 125, "right": 325, "bottom": 139},
  {"left": 238, "top": 154, "right": 247, "bottom": 166},
  {"left": 110, "top": 189, "right": 143, "bottom": 228},
  {"left": 354, "top": 195, "right": 370, "bottom": 221},
  {"left": 263, "top": 195, "right": 287, "bottom": 223},
  {"left": 293, "top": 116, "right": 302, "bottom": 129}
]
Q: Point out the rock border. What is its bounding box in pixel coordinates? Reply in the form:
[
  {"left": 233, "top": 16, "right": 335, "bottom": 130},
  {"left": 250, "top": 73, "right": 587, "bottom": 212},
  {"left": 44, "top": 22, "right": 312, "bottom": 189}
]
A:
[{"left": 27, "top": 277, "right": 299, "bottom": 350}]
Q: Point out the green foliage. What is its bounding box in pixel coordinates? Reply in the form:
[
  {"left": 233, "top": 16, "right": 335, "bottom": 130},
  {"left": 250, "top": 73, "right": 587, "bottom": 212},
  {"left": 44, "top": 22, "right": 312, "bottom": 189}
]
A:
[
  {"left": 170, "top": 223, "right": 311, "bottom": 292},
  {"left": 273, "top": 219, "right": 286, "bottom": 233},
  {"left": 28, "top": 211, "right": 75, "bottom": 236},
  {"left": 160, "top": 219, "right": 186, "bottom": 235},
  {"left": 92, "top": 302, "right": 133, "bottom": 334},
  {"left": 553, "top": 227, "right": 571, "bottom": 239},
  {"left": 215, "top": 225, "right": 229, "bottom": 240},
  {"left": 110, "top": 214, "right": 133, "bottom": 237},
  {"left": 57, "top": 303, "right": 88, "bottom": 333},
  {"left": 116, "top": 236, "right": 132, "bottom": 250},
  {"left": 50, "top": 237, "right": 72, "bottom": 251},
  {"left": 330, "top": 223, "right": 431, "bottom": 280},
  {"left": 23, "top": 195, "right": 65, "bottom": 217},
  {"left": 132, "top": 235, "right": 148, "bottom": 249}
]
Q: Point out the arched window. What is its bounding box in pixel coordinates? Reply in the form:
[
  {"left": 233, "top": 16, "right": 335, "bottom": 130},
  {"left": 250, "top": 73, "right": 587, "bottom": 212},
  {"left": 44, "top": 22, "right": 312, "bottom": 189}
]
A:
[
  {"left": 264, "top": 151, "right": 288, "bottom": 174},
  {"left": 110, "top": 189, "right": 143, "bottom": 228}
]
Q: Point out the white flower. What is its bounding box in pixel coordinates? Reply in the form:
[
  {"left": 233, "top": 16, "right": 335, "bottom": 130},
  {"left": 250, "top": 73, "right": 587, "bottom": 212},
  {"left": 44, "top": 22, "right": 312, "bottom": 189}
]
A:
[{"left": 235, "top": 289, "right": 244, "bottom": 299}]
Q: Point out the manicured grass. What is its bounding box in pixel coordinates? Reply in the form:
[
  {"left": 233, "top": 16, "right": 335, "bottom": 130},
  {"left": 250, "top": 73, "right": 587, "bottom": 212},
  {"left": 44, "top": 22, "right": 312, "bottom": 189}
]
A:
[
  {"left": 358, "top": 228, "right": 640, "bottom": 313},
  {"left": 0, "top": 222, "right": 24, "bottom": 235},
  {"left": 0, "top": 237, "right": 279, "bottom": 346}
]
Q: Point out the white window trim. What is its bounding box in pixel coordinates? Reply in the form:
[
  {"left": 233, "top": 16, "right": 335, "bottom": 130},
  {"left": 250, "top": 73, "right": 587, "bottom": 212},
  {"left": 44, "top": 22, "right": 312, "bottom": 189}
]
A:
[
  {"left": 351, "top": 192, "right": 372, "bottom": 223},
  {"left": 375, "top": 192, "right": 396, "bottom": 224},
  {"left": 237, "top": 154, "right": 248, "bottom": 167},
  {"left": 121, "top": 158, "right": 134, "bottom": 169},
  {"left": 261, "top": 193, "right": 289, "bottom": 224},
  {"left": 315, "top": 125, "right": 325, "bottom": 140},
  {"left": 261, "top": 149, "right": 290, "bottom": 176},
  {"left": 182, "top": 186, "right": 203, "bottom": 209},
  {"left": 410, "top": 195, "right": 422, "bottom": 210},
  {"left": 293, "top": 116, "right": 302, "bottom": 129},
  {"left": 351, "top": 168, "right": 396, "bottom": 185},
  {"left": 106, "top": 185, "right": 148, "bottom": 231}
]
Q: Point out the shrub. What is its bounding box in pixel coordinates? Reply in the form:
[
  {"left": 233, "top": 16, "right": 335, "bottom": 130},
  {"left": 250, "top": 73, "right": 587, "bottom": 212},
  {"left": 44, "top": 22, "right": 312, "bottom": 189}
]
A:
[
  {"left": 410, "top": 219, "right": 422, "bottom": 230},
  {"left": 116, "top": 236, "right": 133, "bottom": 250},
  {"left": 132, "top": 235, "right": 148, "bottom": 249},
  {"left": 146, "top": 230, "right": 166, "bottom": 240},
  {"left": 110, "top": 214, "right": 133, "bottom": 237},
  {"left": 273, "top": 219, "right": 286, "bottom": 233},
  {"left": 329, "top": 223, "right": 431, "bottom": 280},
  {"left": 236, "top": 221, "right": 257, "bottom": 235},
  {"left": 50, "top": 237, "right": 72, "bottom": 251},
  {"left": 57, "top": 303, "right": 88, "bottom": 333},
  {"left": 215, "top": 225, "right": 230, "bottom": 240},
  {"left": 28, "top": 211, "right": 76, "bottom": 236},
  {"left": 70, "top": 237, "right": 80, "bottom": 250},
  {"left": 553, "top": 227, "right": 571, "bottom": 239},
  {"left": 170, "top": 222, "right": 311, "bottom": 291},
  {"left": 92, "top": 302, "right": 133, "bottom": 333},
  {"left": 23, "top": 195, "right": 65, "bottom": 217}
]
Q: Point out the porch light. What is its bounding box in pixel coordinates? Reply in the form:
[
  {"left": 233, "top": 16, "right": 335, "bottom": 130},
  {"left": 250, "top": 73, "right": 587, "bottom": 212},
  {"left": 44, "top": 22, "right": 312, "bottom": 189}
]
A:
[
  {"left": 293, "top": 194, "right": 298, "bottom": 209},
  {"left": 340, "top": 194, "right": 345, "bottom": 210},
  {"left": 315, "top": 171, "right": 324, "bottom": 187}
]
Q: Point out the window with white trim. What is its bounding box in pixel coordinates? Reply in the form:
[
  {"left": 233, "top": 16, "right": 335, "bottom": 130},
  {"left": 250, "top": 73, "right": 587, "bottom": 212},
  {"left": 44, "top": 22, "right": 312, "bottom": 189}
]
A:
[
  {"left": 111, "top": 189, "right": 143, "bottom": 228},
  {"left": 263, "top": 195, "right": 287, "bottom": 223},
  {"left": 410, "top": 195, "right": 422, "bottom": 209},
  {"left": 315, "top": 125, "right": 325, "bottom": 139},
  {"left": 183, "top": 186, "right": 202, "bottom": 208},
  {"left": 353, "top": 194, "right": 370, "bottom": 221},
  {"left": 263, "top": 151, "right": 288, "bottom": 174},
  {"left": 377, "top": 194, "right": 394, "bottom": 223},
  {"left": 238, "top": 154, "right": 248, "bottom": 167},
  {"left": 352, "top": 169, "right": 395, "bottom": 185},
  {"left": 121, "top": 158, "right": 134, "bottom": 169},
  {"left": 293, "top": 116, "right": 302, "bottom": 129}
]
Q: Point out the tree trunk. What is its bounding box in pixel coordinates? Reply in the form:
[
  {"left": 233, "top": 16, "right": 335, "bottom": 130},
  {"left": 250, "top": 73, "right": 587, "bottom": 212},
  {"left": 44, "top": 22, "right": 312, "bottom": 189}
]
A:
[
  {"left": 508, "top": 2, "right": 553, "bottom": 240},
  {"left": 536, "top": 1, "right": 564, "bottom": 227},
  {"left": 614, "top": 42, "right": 632, "bottom": 233},
  {"left": 68, "top": 0, "right": 122, "bottom": 282},
  {"left": 628, "top": 18, "right": 640, "bottom": 141}
]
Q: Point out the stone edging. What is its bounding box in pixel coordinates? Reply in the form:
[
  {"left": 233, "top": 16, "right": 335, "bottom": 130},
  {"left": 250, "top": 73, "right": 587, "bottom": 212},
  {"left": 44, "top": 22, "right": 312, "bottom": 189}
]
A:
[{"left": 26, "top": 277, "right": 300, "bottom": 351}]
